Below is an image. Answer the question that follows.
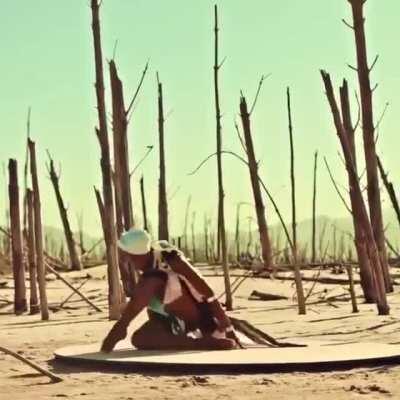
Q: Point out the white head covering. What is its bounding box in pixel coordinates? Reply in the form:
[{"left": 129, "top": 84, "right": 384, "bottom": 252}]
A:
[{"left": 117, "top": 228, "right": 152, "bottom": 255}]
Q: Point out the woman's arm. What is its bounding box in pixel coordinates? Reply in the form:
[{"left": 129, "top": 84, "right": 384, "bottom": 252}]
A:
[{"left": 101, "top": 276, "right": 164, "bottom": 352}]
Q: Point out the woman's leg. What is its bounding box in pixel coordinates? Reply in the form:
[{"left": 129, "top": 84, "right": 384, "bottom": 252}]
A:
[{"left": 131, "top": 318, "right": 235, "bottom": 350}]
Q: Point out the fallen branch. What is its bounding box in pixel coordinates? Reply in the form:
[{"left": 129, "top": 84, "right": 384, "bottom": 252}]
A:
[{"left": 0, "top": 345, "right": 63, "bottom": 383}]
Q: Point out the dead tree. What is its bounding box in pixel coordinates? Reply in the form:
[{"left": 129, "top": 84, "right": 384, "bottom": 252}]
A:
[
  {"left": 28, "top": 139, "right": 49, "bottom": 320},
  {"left": 311, "top": 151, "right": 318, "bottom": 263},
  {"left": 91, "top": 0, "right": 121, "bottom": 320},
  {"left": 239, "top": 96, "right": 274, "bottom": 271},
  {"left": 140, "top": 175, "right": 148, "bottom": 231},
  {"left": 377, "top": 156, "right": 400, "bottom": 231},
  {"left": 321, "top": 70, "right": 389, "bottom": 315},
  {"left": 8, "top": 159, "right": 27, "bottom": 315},
  {"left": 340, "top": 80, "right": 376, "bottom": 302},
  {"left": 109, "top": 60, "right": 134, "bottom": 234},
  {"left": 286, "top": 88, "right": 306, "bottom": 314},
  {"left": 27, "top": 189, "right": 39, "bottom": 314},
  {"left": 46, "top": 152, "right": 82, "bottom": 270},
  {"left": 347, "top": 0, "right": 392, "bottom": 292},
  {"left": 204, "top": 214, "right": 209, "bottom": 262},
  {"left": 214, "top": 5, "right": 232, "bottom": 310},
  {"left": 76, "top": 211, "right": 86, "bottom": 255},
  {"left": 157, "top": 73, "right": 169, "bottom": 241},
  {"left": 191, "top": 212, "right": 196, "bottom": 263},
  {"left": 183, "top": 196, "right": 191, "bottom": 255}
]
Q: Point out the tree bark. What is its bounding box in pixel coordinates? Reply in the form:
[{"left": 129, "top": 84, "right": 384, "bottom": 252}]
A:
[
  {"left": 140, "top": 175, "right": 148, "bottom": 231},
  {"left": 321, "top": 70, "right": 389, "bottom": 315},
  {"left": 285, "top": 88, "right": 306, "bottom": 314},
  {"left": 340, "top": 79, "right": 376, "bottom": 303},
  {"left": 47, "top": 154, "right": 82, "bottom": 270},
  {"left": 157, "top": 75, "right": 169, "bottom": 241},
  {"left": 377, "top": 156, "right": 400, "bottom": 231},
  {"left": 8, "top": 159, "right": 27, "bottom": 315},
  {"left": 28, "top": 139, "right": 49, "bottom": 320},
  {"left": 214, "top": 5, "right": 232, "bottom": 310},
  {"left": 109, "top": 60, "right": 133, "bottom": 234},
  {"left": 91, "top": 0, "right": 121, "bottom": 320},
  {"left": 347, "top": 0, "right": 392, "bottom": 292},
  {"left": 311, "top": 151, "right": 318, "bottom": 263},
  {"left": 27, "top": 189, "right": 39, "bottom": 314},
  {"left": 239, "top": 96, "right": 274, "bottom": 271}
]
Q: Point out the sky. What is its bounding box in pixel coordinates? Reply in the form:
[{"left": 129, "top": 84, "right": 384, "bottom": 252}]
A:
[{"left": 0, "top": 0, "right": 399, "bottom": 240}]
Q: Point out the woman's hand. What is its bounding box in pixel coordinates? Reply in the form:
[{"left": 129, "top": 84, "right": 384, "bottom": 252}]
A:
[{"left": 101, "top": 321, "right": 128, "bottom": 353}]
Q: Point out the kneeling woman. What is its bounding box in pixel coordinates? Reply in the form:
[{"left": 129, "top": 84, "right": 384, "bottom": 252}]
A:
[{"left": 101, "top": 229, "right": 239, "bottom": 352}]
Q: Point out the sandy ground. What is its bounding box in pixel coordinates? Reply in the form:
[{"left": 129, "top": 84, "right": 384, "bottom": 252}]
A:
[{"left": 1, "top": 265, "right": 400, "bottom": 400}]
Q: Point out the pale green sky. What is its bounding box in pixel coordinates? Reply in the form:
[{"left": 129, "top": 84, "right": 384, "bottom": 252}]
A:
[{"left": 0, "top": 1, "right": 399, "bottom": 239}]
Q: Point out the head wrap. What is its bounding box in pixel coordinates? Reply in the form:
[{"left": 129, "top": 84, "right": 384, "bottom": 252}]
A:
[{"left": 117, "top": 228, "right": 152, "bottom": 255}]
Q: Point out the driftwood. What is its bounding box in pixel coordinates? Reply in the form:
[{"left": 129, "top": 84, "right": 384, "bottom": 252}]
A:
[
  {"left": 8, "top": 159, "right": 27, "bottom": 314},
  {"left": 213, "top": 5, "right": 232, "bottom": 310},
  {"left": 59, "top": 278, "right": 89, "bottom": 309},
  {"left": 0, "top": 345, "right": 62, "bottom": 383},
  {"left": 45, "top": 262, "right": 102, "bottom": 313},
  {"left": 230, "top": 317, "right": 305, "bottom": 348},
  {"left": 249, "top": 290, "right": 288, "bottom": 301}
]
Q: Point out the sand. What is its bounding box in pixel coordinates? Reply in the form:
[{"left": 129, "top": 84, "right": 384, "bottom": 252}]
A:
[{"left": 1, "top": 264, "right": 400, "bottom": 399}]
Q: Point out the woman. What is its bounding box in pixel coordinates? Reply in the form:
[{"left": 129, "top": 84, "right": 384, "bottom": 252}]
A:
[{"left": 101, "top": 229, "right": 239, "bottom": 352}]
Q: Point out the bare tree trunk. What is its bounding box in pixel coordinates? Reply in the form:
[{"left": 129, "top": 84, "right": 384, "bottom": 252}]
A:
[
  {"left": 28, "top": 139, "right": 49, "bottom": 320},
  {"left": 347, "top": 0, "right": 392, "bottom": 292},
  {"left": 191, "top": 212, "right": 196, "bottom": 263},
  {"left": 377, "top": 156, "right": 400, "bottom": 231},
  {"left": 214, "top": 5, "right": 232, "bottom": 310},
  {"left": 183, "top": 196, "right": 191, "bottom": 255},
  {"left": 204, "top": 214, "right": 209, "bottom": 262},
  {"left": 235, "top": 203, "right": 241, "bottom": 262},
  {"left": 91, "top": 0, "right": 121, "bottom": 320},
  {"left": 286, "top": 88, "right": 306, "bottom": 314},
  {"left": 311, "top": 151, "right": 318, "bottom": 263},
  {"left": 239, "top": 96, "right": 274, "bottom": 271},
  {"left": 140, "top": 176, "right": 148, "bottom": 231},
  {"left": 46, "top": 153, "right": 82, "bottom": 270},
  {"left": 340, "top": 80, "right": 376, "bottom": 303},
  {"left": 109, "top": 60, "right": 133, "bottom": 233},
  {"left": 27, "top": 189, "right": 39, "bottom": 314},
  {"left": 76, "top": 211, "right": 86, "bottom": 255},
  {"left": 157, "top": 74, "right": 169, "bottom": 241},
  {"left": 8, "top": 159, "right": 27, "bottom": 315},
  {"left": 321, "top": 70, "right": 389, "bottom": 315},
  {"left": 346, "top": 265, "right": 359, "bottom": 313}
]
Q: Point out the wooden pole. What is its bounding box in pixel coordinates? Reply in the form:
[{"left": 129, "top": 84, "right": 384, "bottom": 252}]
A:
[
  {"left": 8, "top": 159, "right": 27, "bottom": 315},
  {"left": 286, "top": 88, "right": 306, "bottom": 314},
  {"left": 157, "top": 73, "right": 169, "bottom": 241},
  {"left": 28, "top": 139, "right": 49, "bottom": 320},
  {"left": 311, "top": 151, "right": 318, "bottom": 263},
  {"left": 183, "top": 196, "right": 191, "bottom": 255},
  {"left": 91, "top": 0, "right": 121, "bottom": 320},
  {"left": 46, "top": 152, "right": 82, "bottom": 270},
  {"left": 27, "top": 189, "right": 39, "bottom": 314},
  {"left": 204, "top": 214, "right": 209, "bottom": 262},
  {"left": 321, "top": 70, "right": 389, "bottom": 315},
  {"left": 347, "top": 0, "right": 392, "bottom": 292},
  {"left": 214, "top": 5, "right": 232, "bottom": 310}
]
